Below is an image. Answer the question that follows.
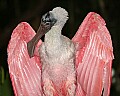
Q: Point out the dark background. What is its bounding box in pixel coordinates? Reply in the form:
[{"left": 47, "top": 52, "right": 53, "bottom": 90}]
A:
[{"left": 0, "top": 0, "right": 120, "bottom": 96}]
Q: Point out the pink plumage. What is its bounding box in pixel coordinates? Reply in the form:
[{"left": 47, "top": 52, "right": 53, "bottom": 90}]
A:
[
  {"left": 72, "top": 12, "right": 113, "bottom": 96},
  {"left": 7, "top": 8, "right": 114, "bottom": 96},
  {"left": 7, "top": 23, "right": 43, "bottom": 96}
]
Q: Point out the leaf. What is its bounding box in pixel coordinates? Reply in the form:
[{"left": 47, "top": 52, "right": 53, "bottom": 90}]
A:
[
  {"left": 0, "top": 67, "right": 4, "bottom": 85},
  {"left": 0, "top": 72, "right": 14, "bottom": 96}
]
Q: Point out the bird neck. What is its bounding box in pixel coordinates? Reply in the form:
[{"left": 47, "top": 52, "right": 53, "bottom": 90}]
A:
[{"left": 44, "top": 25, "right": 62, "bottom": 49}]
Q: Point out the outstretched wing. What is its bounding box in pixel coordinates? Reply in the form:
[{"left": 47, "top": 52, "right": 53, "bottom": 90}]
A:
[
  {"left": 72, "top": 12, "right": 114, "bottom": 96},
  {"left": 7, "top": 22, "right": 43, "bottom": 96}
]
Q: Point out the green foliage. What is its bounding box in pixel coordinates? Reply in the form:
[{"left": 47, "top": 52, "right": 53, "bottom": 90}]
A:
[{"left": 0, "top": 67, "right": 14, "bottom": 96}]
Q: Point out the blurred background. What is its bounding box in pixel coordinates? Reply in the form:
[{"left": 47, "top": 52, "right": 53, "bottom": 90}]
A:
[{"left": 0, "top": 0, "right": 120, "bottom": 96}]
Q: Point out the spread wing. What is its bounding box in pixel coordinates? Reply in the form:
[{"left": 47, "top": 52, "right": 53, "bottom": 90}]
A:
[
  {"left": 7, "top": 22, "right": 43, "bottom": 96},
  {"left": 72, "top": 12, "right": 114, "bottom": 96}
]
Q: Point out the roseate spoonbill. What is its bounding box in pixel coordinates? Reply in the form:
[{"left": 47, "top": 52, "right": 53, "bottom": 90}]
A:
[{"left": 7, "top": 7, "right": 114, "bottom": 96}]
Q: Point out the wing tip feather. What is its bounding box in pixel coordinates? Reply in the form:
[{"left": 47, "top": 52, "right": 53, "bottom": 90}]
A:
[
  {"left": 7, "top": 22, "right": 36, "bottom": 52},
  {"left": 87, "top": 12, "right": 106, "bottom": 25},
  {"left": 72, "top": 12, "right": 106, "bottom": 41}
]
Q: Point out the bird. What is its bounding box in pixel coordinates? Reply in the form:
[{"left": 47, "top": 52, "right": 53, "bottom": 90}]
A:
[{"left": 7, "top": 7, "right": 114, "bottom": 96}]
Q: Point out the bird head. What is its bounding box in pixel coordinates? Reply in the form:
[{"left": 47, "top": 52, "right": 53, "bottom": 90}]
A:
[
  {"left": 41, "top": 7, "right": 68, "bottom": 28},
  {"left": 27, "top": 7, "right": 68, "bottom": 57}
]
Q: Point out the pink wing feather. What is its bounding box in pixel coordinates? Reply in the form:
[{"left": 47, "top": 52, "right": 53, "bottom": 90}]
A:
[
  {"left": 7, "top": 22, "right": 43, "bottom": 96},
  {"left": 7, "top": 12, "right": 114, "bottom": 96},
  {"left": 72, "top": 12, "right": 114, "bottom": 96}
]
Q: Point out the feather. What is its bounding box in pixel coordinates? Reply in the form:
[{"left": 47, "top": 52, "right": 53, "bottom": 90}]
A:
[
  {"left": 72, "top": 12, "right": 114, "bottom": 96},
  {"left": 7, "top": 8, "right": 114, "bottom": 96},
  {"left": 7, "top": 22, "right": 43, "bottom": 96}
]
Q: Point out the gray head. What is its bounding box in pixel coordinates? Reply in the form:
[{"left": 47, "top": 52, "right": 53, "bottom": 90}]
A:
[{"left": 41, "top": 7, "right": 68, "bottom": 28}]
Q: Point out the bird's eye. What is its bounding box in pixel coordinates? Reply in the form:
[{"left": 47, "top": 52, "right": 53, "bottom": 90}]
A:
[{"left": 45, "top": 22, "right": 50, "bottom": 25}]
